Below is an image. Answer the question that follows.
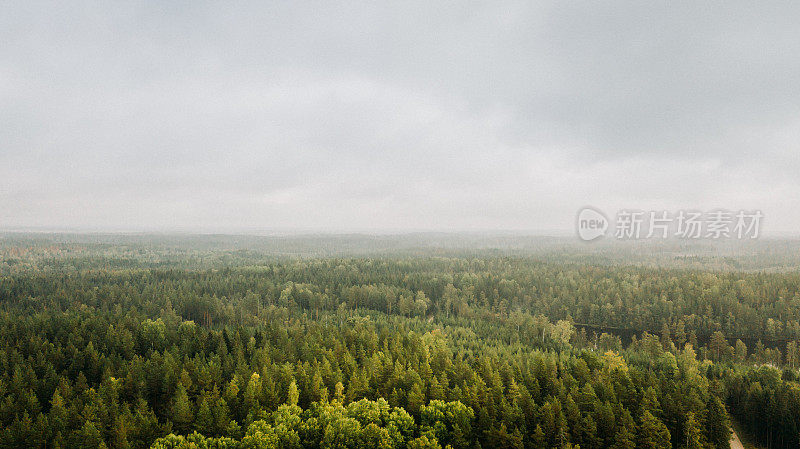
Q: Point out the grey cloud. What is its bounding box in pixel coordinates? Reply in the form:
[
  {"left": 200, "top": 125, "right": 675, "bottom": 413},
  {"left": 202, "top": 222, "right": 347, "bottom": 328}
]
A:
[{"left": 1, "top": 1, "right": 799, "bottom": 233}]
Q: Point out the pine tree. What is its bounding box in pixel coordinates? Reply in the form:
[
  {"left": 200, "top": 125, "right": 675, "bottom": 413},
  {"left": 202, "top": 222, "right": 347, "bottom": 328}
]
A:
[
  {"left": 287, "top": 379, "right": 300, "bottom": 406},
  {"left": 611, "top": 425, "right": 636, "bottom": 449},
  {"left": 407, "top": 383, "right": 425, "bottom": 416},
  {"left": 112, "top": 415, "right": 131, "bottom": 449},
  {"left": 243, "top": 372, "right": 262, "bottom": 415},
  {"left": 172, "top": 385, "right": 194, "bottom": 434},
  {"left": 49, "top": 390, "right": 68, "bottom": 436},
  {"left": 636, "top": 410, "right": 670, "bottom": 449},
  {"left": 611, "top": 409, "right": 636, "bottom": 449},
  {"left": 683, "top": 412, "right": 705, "bottom": 449},
  {"left": 76, "top": 420, "right": 104, "bottom": 449},
  {"left": 195, "top": 396, "right": 214, "bottom": 434},
  {"left": 735, "top": 340, "right": 748, "bottom": 363},
  {"left": 213, "top": 396, "right": 233, "bottom": 436},
  {"left": 531, "top": 424, "right": 546, "bottom": 448},
  {"left": 705, "top": 396, "right": 731, "bottom": 449}
]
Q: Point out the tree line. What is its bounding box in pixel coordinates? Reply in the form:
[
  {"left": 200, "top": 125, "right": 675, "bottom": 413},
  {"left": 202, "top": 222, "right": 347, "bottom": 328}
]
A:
[{"left": 0, "top": 251, "right": 798, "bottom": 448}]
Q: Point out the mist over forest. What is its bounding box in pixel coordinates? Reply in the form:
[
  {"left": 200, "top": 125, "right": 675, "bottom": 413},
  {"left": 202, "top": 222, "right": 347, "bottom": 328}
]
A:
[{"left": 0, "top": 234, "right": 798, "bottom": 448}]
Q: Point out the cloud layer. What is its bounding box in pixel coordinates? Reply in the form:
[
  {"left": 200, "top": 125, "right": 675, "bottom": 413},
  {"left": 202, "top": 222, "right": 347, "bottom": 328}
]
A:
[{"left": 2, "top": 1, "right": 799, "bottom": 233}]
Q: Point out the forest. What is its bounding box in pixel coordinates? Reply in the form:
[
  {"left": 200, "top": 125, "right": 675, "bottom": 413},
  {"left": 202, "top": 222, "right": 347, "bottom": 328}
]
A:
[{"left": 0, "top": 234, "right": 799, "bottom": 449}]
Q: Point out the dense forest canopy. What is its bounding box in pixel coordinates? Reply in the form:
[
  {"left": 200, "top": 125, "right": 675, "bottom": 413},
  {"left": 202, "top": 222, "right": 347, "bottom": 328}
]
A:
[{"left": 0, "top": 234, "right": 799, "bottom": 449}]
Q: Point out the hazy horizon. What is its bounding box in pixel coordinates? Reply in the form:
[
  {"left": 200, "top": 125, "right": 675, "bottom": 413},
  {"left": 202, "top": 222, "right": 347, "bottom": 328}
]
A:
[{"left": 3, "top": 227, "right": 800, "bottom": 241}]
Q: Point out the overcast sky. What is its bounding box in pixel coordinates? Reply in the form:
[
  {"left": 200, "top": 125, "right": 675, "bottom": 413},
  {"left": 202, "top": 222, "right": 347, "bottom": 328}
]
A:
[{"left": 2, "top": 1, "right": 799, "bottom": 234}]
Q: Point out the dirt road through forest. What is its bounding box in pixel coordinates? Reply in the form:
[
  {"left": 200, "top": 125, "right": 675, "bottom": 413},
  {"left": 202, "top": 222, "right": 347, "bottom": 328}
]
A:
[{"left": 729, "top": 430, "right": 744, "bottom": 449}]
